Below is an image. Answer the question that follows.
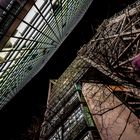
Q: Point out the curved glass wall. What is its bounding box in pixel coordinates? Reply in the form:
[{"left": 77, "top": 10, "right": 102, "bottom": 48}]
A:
[{"left": 0, "top": 0, "right": 93, "bottom": 109}]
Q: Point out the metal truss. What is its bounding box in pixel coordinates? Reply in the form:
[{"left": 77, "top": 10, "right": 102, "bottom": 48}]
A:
[
  {"left": 79, "top": 0, "right": 140, "bottom": 89},
  {"left": 78, "top": 0, "right": 140, "bottom": 119}
]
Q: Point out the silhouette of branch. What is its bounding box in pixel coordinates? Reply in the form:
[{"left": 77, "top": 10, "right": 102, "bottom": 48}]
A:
[
  {"left": 92, "top": 103, "right": 123, "bottom": 116},
  {"left": 118, "top": 112, "right": 132, "bottom": 140}
]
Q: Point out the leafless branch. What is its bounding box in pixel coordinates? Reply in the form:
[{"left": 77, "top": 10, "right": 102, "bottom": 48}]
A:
[{"left": 118, "top": 112, "right": 132, "bottom": 140}]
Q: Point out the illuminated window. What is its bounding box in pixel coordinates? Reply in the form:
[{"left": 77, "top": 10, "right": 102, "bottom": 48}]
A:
[{"left": 63, "top": 107, "right": 83, "bottom": 135}]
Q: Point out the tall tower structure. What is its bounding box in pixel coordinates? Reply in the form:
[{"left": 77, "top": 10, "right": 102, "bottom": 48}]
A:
[{"left": 40, "top": 1, "right": 140, "bottom": 139}]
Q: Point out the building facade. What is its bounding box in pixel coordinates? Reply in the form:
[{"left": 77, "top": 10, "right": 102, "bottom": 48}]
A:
[
  {"left": 0, "top": 0, "right": 93, "bottom": 109},
  {"left": 40, "top": 59, "right": 101, "bottom": 139},
  {"left": 40, "top": 1, "right": 140, "bottom": 139}
]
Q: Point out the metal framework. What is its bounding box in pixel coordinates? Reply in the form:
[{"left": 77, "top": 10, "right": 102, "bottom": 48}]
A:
[
  {"left": 80, "top": 1, "right": 140, "bottom": 88},
  {"left": 78, "top": 0, "right": 140, "bottom": 118},
  {"left": 0, "top": 0, "right": 93, "bottom": 109}
]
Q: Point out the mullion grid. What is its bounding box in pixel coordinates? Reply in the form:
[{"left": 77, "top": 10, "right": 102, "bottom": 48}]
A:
[
  {"left": 3, "top": 35, "right": 50, "bottom": 74},
  {"left": 0, "top": 44, "right": 34, "bottom": 86},
  {"left": 18, "top": 2, "right": 52, "bottom": 43},
  {"left": 34, "top": 3, "right": 61, "bottom": 42},
  {"left": 62, "top": 0, "right": 85, "bottom": 37},
  {"left": 0, "top": 82, "right": 13, "bottom": 106},
  {"left": 46, "top": 14, "right": 61, "bottom": 42},
  {"left": 54, "top": 0, "right": 64, "bottom": 38},
  {"left": 21, "top": 1, "right": 62, "bottom": 52},
  {"left": 0, "top": 0, "right": 67, "bottom": 81},
  {"left": 1, "top": 43, "right": 50, "bottom": 92},
  {"left": 1, "top": 44, "right": 41, "bottom": 88},
  {"left": 36, "top": 3, "right": 61, "bottom": 43},
  {"left": 0, "top": 0, "right": 85, "bottom": 76},
  {"left": 0, "top": 0, "right": 92, "bottom": 107},
  {"left": 48, "top": 0, "right": 62, "bottom": 39},
  {"left": 0, "top": 51, "right": 19, "bottom": 72},
  {"left": 56, "top": 0, "right": 73, "bottom": 36},
  {"left": 7, "top": 52, "right": 42, "bottom": 91},
  {"left": 0, "top": 80, "right": 20, "bottom": 107},
  {"left": 39, "top": 5, "right": 62, "bottom": 44},
  {"left": 66, "top": 0, "right": 76, "bottom": 22},
  {"left": 0, "top": 16, "right": 50, "bottom": 71},
  {"left": 18, "top": 9, "right": 58, "bottom": 45},
  {"left": 59, "top": 0, "right": 65, "bottom": 38},
  {"left": 0, "top": 47, "right": 45, "bottom": 72},
  {"left": 0, "top": 0, "right": 59, "bottom": 68},
  {"left": 0, "top": 2, "right": 56, "bottom": 47},
  {"left": 2, "top": 61, "right": 32, "bottom": 95},
  {"left": 61, "top": 0, "right": 68, "bottom": 35},
  {"left": 0, "top": 1, "right": 61, "bottom": 82},
  {"left": 65, "top": 0, "right": 80, "bottom": 23},
  {"left": 31, "top": 6, "right": 59, "bottom": 43},
  {"left": 51, "top": 0, "right": 80, "bottom": 39}
]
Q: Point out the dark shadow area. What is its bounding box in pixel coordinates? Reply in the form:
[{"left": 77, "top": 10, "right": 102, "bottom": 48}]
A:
[{"left": 0, "top": 0, "right": 137, "bottom": 139}]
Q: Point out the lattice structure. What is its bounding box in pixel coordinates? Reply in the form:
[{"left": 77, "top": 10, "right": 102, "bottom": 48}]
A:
[
  {"left": 80, "top": 0, "right": 140, "bottom": 88},
  {"left": 78, "top": 0, "right": 140, "bottom": 119},
  {"left": 0, "top": 0, "right": 93, "bottom": 109}
]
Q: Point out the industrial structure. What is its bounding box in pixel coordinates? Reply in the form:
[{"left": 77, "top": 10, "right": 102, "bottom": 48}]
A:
[
  {"left": 40, "top": 1, "right": 140, "bottom": 139},
  {"left": 1, "top": 0, "right": 140, "bottom": 139},
  {"left": 0, "top": 0, "right": 92, "bottom": 109}
]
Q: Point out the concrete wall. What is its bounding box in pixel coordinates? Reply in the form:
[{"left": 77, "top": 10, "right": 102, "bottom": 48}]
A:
[{"left": 82, "top": 83, "right": 140, "bottom": 140}]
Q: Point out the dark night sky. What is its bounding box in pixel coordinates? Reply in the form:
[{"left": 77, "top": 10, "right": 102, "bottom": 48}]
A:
[{"left": 0, "top": 0, "right": 137, "bottom": 139}]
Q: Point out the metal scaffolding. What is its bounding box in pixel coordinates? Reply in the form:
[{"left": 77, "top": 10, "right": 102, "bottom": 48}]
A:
[
  {"left": 78, "top": 0, "right": 140, "bottom": 118},
  {"left": 80, "top": 1, "right": 140, "bottom": 88}
]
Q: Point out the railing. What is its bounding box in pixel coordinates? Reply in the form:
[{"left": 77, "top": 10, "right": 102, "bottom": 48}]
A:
[
  {"left": 47, "top": 84, "right": 75, "bottom": 110},
  {"left": 48, "top": 57, "right": 90, "bottom": 109},
  {"left": 43, "top": 94, "right": 81, "bottom": 137},
  {"left": 63, "top": 117, "right": 87, "bottom": 140}
]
